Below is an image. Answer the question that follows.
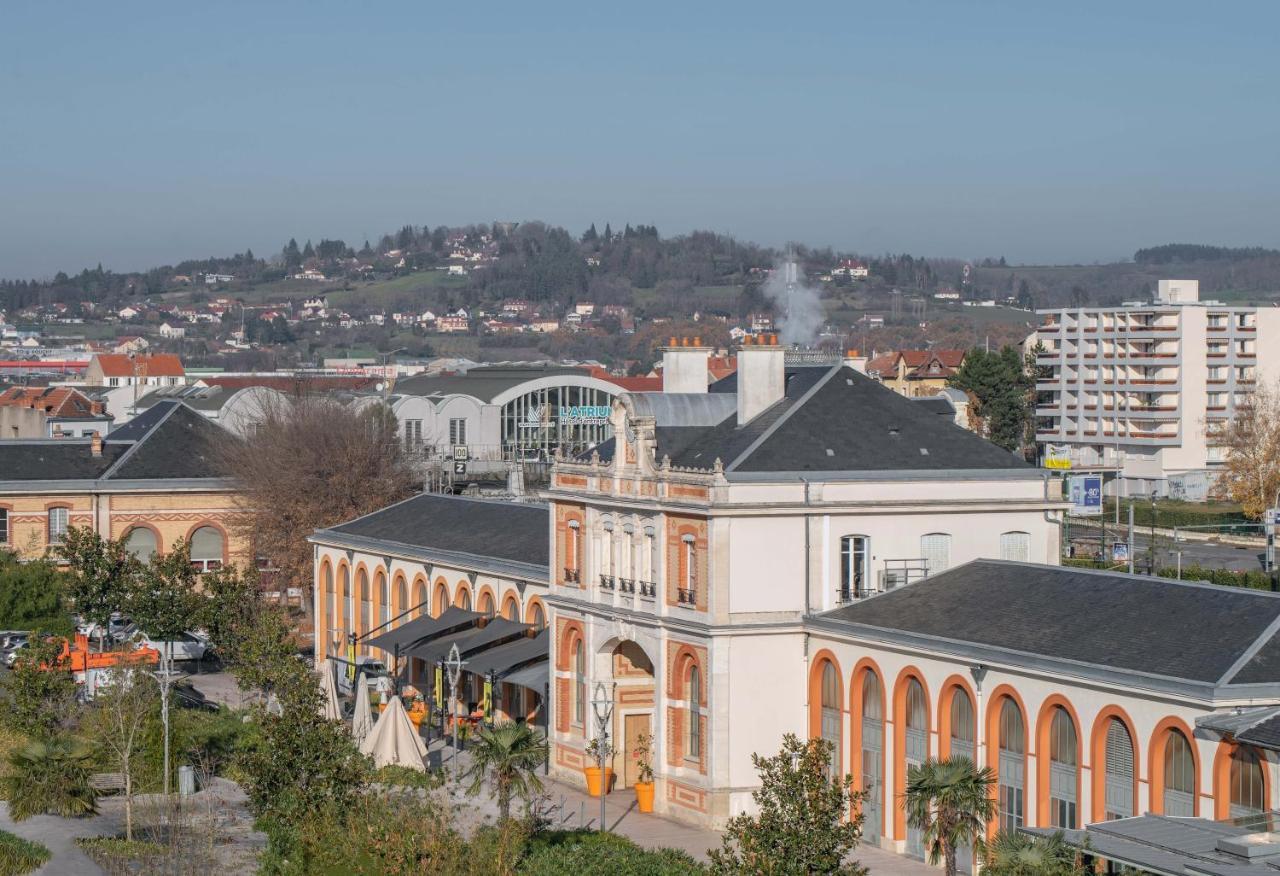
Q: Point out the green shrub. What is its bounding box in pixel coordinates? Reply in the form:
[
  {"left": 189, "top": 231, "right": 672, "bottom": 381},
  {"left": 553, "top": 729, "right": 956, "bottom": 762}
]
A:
[
  {"left": 0, "top": 737, "right": 97, "bottom": 820},
  {"left": 76, "top": 837, "right": 167, "bottom": 874},
  {"left": 521, "top": 831, "right": 705, "bottom": 875},
  {"left": 1157, "top": 564, "right": 1275, "bottom": 590},
  {"left": 374, "top": 763, "right": 444, "bottom": 791},
  {"left": 0, "top": 830, "right": 50, "bottom": 876}
]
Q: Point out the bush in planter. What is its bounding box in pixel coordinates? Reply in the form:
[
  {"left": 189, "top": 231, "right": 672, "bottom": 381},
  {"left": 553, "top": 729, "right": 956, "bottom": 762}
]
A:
[{"left": 521, "top": 831, "right": 704, "bottom": 875}]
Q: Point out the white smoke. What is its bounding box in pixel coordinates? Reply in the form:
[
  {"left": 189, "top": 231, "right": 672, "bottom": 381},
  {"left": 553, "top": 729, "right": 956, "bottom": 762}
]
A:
[{"left": 762, "top": 258, "right": 824, "bottom": 346}]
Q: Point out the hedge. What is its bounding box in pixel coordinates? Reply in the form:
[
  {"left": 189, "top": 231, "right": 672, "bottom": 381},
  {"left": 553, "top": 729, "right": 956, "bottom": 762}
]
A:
[{"left": 0, "top": 830, "right": 50, "bottom": 876}]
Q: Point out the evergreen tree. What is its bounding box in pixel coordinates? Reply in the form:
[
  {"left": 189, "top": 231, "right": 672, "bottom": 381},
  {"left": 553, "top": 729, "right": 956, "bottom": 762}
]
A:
[
  {"left": 302, "top": 240, "right": 315, "bottom": 260},
  {"left": 581, "top": 223, "right": 598, "bottom": 244}
]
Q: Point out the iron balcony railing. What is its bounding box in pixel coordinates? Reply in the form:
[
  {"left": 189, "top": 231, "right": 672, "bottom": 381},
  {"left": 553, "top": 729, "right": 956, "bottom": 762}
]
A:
[
  {"left": 638, "top": 580, "right": 656, "bottom": 598},
  {"left": 599, "top": 574, "right": 616, "bottom": 591},
  {"left": 676, "top": 587, "right": 697, "bottom": 605},
  {"left": 563, "top": 567, "right": 581, "bottom": 584},
  {"left": 618, "top": 578, "right": 635, "bottom": 594}
]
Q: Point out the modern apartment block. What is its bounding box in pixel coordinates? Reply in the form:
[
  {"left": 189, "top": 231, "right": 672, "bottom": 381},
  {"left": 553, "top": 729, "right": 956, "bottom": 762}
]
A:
[{"left": 1032, "top": 280, "right": 1280, "bottom": 498}]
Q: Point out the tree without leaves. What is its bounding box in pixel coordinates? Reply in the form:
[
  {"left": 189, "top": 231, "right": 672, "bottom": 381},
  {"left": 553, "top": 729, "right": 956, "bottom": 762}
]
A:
[
  {"left": 1214, "top": 379, "right": 1280, "bottom": 519},
  {"left": 709, "top": 734, "right": 867, "bottom": 875},
  {"left": 217, "top": 392, "right": 418, "bottom": 611},
  {"left": 89, "top": 648, "right": 158, "bottom": 840},
  {"left": 903, "top": 756, "right": 997, "bottom": 876}
]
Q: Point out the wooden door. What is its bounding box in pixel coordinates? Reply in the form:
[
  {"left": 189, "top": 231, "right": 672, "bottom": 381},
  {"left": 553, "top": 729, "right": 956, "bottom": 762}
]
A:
[{"left": 622, "top": 714, "right": 651, "bottom": 788}]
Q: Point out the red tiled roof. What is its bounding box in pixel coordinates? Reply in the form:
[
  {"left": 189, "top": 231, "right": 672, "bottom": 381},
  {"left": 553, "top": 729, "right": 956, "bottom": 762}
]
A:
[
  {"left": 92, "top": 353, "right": 185, "bottom": 378},
  {"left": 201, "top": 375, "right": 379, "bottom": 393},
  {"left": 0, "top": 386, "right": 101, "bottom": 418}
]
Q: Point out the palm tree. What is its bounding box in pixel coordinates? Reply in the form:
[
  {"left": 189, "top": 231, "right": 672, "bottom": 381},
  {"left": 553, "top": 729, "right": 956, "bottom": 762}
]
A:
[
  {"left": 464, "top": 721, "right": 547, "bottom": 821},
  {"left": 1, "top": 737, "right": 98, "bottom": 820},
  {"left": 904, "top": 756, "right": 996, "bottom": 876},
  {"left": 983, "top": 829, "right": 1084, "bottom": 876}
]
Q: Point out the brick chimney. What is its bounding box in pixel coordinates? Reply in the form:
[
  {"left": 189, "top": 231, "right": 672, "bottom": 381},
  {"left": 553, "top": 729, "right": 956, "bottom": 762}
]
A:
[
  {"left": 661, "top": 337, "right": 710, "bottom": 394},
  {"left": 844, "top": 348, "right": 869, "bottom": 374},
  {"left": 736, "top": 334, "right": 785, "bottom": 425},
  {"left": 90, "top": 431, "right": 102, "bottom": 457}
]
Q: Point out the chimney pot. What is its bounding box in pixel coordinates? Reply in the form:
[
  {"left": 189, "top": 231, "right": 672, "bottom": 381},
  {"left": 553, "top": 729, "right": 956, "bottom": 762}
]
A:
[
  {"left": 90, "top": 431, "right": 103, "bottom": 457},
  {"left": 736, "top": 341, "right": 786, "bottom": 425}
]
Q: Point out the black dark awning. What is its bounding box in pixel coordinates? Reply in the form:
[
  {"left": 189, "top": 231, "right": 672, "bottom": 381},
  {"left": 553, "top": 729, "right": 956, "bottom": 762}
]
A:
[
  {"left": 401, "top": 617, "right": 531, "bottom": 667},
  {"left": 466, "top": 629, "right": 549, "bottom": 678},
  {"left": 365, "top": 605, "right": 482, "bottom": 653}
]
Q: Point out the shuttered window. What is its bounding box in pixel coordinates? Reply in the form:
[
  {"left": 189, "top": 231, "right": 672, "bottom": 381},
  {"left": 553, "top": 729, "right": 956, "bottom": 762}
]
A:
[
  {"left": 1104, "top": 719, "right": 1135, "bottom": 819},
  {"left": 920, "top": 533, "right": 952, "bottom": 575},
  {"left": 1000, "top": 531, "right": 1030, "bottom": 562}
]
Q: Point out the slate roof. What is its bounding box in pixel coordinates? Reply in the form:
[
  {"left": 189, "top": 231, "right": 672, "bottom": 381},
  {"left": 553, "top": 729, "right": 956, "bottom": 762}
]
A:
[
  {"left": 816, "top": 560, "right": 1280, "bottom": 685},
  {"left": 1029, "top": 816, "right": 1280, "bottom": 875},
  {"left": 394, "top": 365, "right": 598, "bottom": 402},
  {"left": 607, "top": 365, "right": 1027, "bottom": 476},
  {"left": 0, "top": 400, "right": 230, "bottom": 484},
  {"left": 322, "top": 493, "right": 549, "bottom": 571}
]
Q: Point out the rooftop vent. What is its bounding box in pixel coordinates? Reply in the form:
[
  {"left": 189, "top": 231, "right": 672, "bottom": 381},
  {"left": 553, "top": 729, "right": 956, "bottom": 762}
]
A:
[{"left": 1216, "top": 832, "right": 1280, "bottom": 860}]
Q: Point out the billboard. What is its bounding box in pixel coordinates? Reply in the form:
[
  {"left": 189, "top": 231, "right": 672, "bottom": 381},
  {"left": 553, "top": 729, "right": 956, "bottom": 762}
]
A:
[
  {"left": 1068, "top": 474, "right": 1103, "bottom": 517},
  {"left": 1044, "top": 444, "right": 1072, "bottom": 470}
]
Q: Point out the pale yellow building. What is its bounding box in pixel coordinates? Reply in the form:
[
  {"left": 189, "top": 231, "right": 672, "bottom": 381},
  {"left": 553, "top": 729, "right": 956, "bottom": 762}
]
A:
[{"left": 0, "top": 401, "right": 249, "bottom": 567}]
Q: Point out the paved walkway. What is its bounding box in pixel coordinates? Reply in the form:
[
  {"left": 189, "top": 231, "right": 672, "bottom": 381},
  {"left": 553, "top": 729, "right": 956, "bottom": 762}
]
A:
[{"left": 0, "top": 802, "right": 105, "bottom": 876}]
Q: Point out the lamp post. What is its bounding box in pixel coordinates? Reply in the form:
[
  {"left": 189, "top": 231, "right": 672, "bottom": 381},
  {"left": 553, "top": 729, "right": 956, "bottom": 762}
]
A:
[
  {"left": 590, "top": 681, "right": 615, "bottom": 833},
  {"left": 444, "top": 643, "right": 466, "bottom": 781}
]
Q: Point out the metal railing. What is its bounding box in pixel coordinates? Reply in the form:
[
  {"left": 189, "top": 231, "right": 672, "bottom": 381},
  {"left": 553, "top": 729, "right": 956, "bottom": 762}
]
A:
[
  {"left": 599, "top": 574, "right": 616, "bottom": 591},
  {"left": 638, "top": 580, "right": 656, "bottom": 598},
  {"left": 676, "top": 587, "right": 697, "bottom": 605},
  {"left": 563, "top": 568, "right": 580, "bottom": 584},
  {"left": 617, "top": 577, "right": 635, "bottom": 594}
]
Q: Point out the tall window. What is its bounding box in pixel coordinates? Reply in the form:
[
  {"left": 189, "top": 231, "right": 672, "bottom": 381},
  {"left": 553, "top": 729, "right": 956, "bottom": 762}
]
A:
[
  {"left": 457, "top": 588, "right": 471, "bottom": 611},
  {"left": 395, "top": 577, "right": 408, "bottom": 626},
  {"left": 189, "top": 526, "right": 224, "bottom": 571},
  {"left": 1230, "top": 746, "right": 1266, "bottom": 818},
  {"left": 601, "top": 520, "right": 614, "bottom": 578},
  {"left": 1104, "top": 719, "right": 1135, "bottom": 820},
  {"left": 861, "top": 673, "right": 884, "bottom": 840},
  {"left": 358, "top": 571, "right": 370, "bottom": 637},
  {"left": 949, "top": 689, "right": 976, "bottom": 762},
  {"left": 1047, "top": 707, "right": 1079, "bottom": 828},
  {"left": 687, "top": 664, "right": 703, "bottom": 761},
  {"left": 840, "top": 535, "right": 869, "bottom": 600},
  {"left": 572, "top": 640, "right": 585, "bottom": 727},
  {"left": 322, "top": 563, "right": 334, "bottom": 645},
  {"left": 0, "top": 508, "right": 8, "bottom": 544},
  {"left": 124, "top": 527, "right": 158, "bottom": 560},
  {"left": 819, "top": 662, "right": 841, "bottom": 778},
  {"left": 998, "top": 699, "right": 1026, "bottom": 831},
  {"left": 920, "top": 533, "right": 952, "bottom": 574},
  {"left": 999, "top": 531, "right": 1030, "bottom": 562},
  {"left": 503, "top": 597, "right": 519, "bottom": 621},
  {"left": 340, "top": 567, "right": 350, "bottom": 634},
  {"left": 645, "top": 525, "right": 657, "bottom": 584},
  {"left": 449, "top": 417, "right": 467, "bottom": 446},
  {"left": 378, "top": 573, "right": 389, "bottom": 628},
  {"left": 1163, "top": 731, "right": 1195, "bottom": 817},
  {"left": 403, "top": 419, "right": 423, "bottom": 449},
  {"left": 478, "top": 591, "right": 494, "bottom": 616},
  {"left": 904, "top": 678, "right": 929, "bottom": 859},
  {"left": 566, "top": 520, "right": 581, "bottom": 582},
  {"left": 530, "top": 602, "right": 545, "bottom": 630},
  {"left": 680, "top": 534, "right": 697, "bottom": 602},
  {"left": 47, "top": 507, "right": 69, "bottom": 544}
]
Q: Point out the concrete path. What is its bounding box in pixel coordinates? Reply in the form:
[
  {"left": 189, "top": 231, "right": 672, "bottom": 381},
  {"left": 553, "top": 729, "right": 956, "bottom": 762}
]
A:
[{"left": 0, "top": 802, "right": 106, "bottom": 876}]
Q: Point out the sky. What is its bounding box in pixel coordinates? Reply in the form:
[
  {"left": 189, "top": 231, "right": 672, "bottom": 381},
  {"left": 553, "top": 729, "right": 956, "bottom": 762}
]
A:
[{"left": 2, "top": 1, "right": 1279, "bottom": 278}]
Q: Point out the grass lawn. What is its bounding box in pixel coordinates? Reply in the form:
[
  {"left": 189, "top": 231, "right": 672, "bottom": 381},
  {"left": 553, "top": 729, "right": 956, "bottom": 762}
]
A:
[
  {"left": 0, "top": 830, "right": 50, "bottom": 876},
  {"left": 326, "top": 272, "right": 468, "bottom": 310}
]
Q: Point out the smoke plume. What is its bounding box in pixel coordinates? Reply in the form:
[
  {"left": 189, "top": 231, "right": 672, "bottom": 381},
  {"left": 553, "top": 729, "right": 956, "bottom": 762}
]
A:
[{"left": 762, "top": 259, "right": 823, "bottom": 346}]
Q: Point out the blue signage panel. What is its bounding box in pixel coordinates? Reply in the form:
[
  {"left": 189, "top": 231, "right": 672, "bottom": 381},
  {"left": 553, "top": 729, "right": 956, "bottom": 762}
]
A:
[{"left": 1069, "top": 474, "right": 1103, "bottom": 517}]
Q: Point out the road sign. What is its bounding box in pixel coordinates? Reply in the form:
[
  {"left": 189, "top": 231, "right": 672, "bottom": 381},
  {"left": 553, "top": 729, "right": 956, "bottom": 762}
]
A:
[
  {"left": 452, "top": 445, "right": 468, "bottom": 461},
  {"left": 1111, "top": 541, "right": 1129, "bottom": 563},
  {"left": 452, "top": 461, "right": 467, "bottom": 477},
  {"left": 1068, "top": 475, "right": 1103, "bottom": 516}
]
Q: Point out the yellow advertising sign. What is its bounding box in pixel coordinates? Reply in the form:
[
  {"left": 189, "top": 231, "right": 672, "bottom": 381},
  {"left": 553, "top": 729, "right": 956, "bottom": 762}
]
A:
[
  {"left": 482, "top": 678, "right": 493, "bottom": 720},
  {"left": 434, "top": 664, "right": 443, "bottom": 711}
]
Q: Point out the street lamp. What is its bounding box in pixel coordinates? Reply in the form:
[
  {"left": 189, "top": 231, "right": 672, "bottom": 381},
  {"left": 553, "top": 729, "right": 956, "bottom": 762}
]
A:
[
  {"left": 444, "top": 643, "right": 466, "bottom": 781},
  {"left": 590, "top": 681, "right": 616, "bottom": 833}
]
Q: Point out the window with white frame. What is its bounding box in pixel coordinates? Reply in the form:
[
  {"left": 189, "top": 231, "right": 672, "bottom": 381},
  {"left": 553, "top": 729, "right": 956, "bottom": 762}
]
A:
[
  {"left": 47, "top": 507, "right": 69, "bottom": 544},
  {"left": 686, "top": 664, "right": 703, "bottom": 760},
  {"left": 681, "top": 534, "right": 696, "bottom": 600},
  {"left": 920, "top": 533, "right": 952, "bottom": 574},
  {"left": 449, "top": 418, "right": 467, "bottom": 446},
  {"left": 999, "top": 531, "right": 1030, "bottom": 562},
  {"left": 839, "top": 535, "right": 869, "bottom": 599},
  {"left": 189, "top": 525, "right": 224, "bottom": 571},
  {"left": 0, "top": 508, "right": 8, "bottom": 545}
]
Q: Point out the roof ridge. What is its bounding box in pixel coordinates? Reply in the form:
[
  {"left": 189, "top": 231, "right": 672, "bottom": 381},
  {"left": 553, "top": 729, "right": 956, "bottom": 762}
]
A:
[
  {"left": 725, "top": 365, "right": 840, "bottom": 472},
  {"left": 1219, "top": 611, "right": 1280, "bottom": 685},
  {"left": 99, "top": 401, "right": 179, "bottom": 480}
]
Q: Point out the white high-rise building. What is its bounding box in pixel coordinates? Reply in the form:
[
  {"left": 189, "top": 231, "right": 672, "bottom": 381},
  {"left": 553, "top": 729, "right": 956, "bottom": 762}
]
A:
[{"left": 1032, "top": 280, "right": 1280, "bottom": 498}]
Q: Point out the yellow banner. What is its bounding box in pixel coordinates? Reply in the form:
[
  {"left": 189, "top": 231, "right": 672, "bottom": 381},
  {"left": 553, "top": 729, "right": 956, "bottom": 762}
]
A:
[
  {"left": 434, "top": 664, "right": 443, "bottom": 711},
  {"left": 346, "top": 641, "right": 356, "bottom": 681},
  {"left": 482, "top": 677, "right": 493, "bottom": 720},
  {"left": 1043, "top": 458, "right": 1071, "bottom": 470}
]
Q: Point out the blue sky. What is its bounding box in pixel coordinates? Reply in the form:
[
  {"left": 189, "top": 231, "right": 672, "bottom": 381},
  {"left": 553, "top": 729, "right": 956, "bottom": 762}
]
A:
[{"left": 2, "top": 1, "right": 1278, "bottom": 277}]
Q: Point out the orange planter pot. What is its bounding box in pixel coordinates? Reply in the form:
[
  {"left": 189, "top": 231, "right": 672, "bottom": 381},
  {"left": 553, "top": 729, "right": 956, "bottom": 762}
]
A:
[
  {"left": 634, "top": 781, "right": 655, "bottom": 813},
  {"left": 583, "top": 766, "right": 614, "bottom": 796}
]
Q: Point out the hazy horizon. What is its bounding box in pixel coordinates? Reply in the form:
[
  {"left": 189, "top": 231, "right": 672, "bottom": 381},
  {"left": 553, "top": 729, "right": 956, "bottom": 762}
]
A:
[{"left": 3, "top": 1, "right": 1279, "bottom": 279}]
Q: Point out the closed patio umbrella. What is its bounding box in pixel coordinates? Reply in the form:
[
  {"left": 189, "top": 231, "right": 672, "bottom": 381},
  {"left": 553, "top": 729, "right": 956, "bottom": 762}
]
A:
[
  {"left": 352, "top": 674, "right": 374, "bottom": 745},
  {"left": 360, "top": 695, "right": 428, "bottom": 771},
  {"left": 318, "top": 658, "right": 342, "bottom": 721}
]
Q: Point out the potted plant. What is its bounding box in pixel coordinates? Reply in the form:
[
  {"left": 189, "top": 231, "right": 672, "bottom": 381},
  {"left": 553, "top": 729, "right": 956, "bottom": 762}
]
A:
[
  {"left": 583, "top": 735, "right": 615, "bottom": 796},
  {"left": 632, "top": 732, "right": 656, "bottom": 812}
]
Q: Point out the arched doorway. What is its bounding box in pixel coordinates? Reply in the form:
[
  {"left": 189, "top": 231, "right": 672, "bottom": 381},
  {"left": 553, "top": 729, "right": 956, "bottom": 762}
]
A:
[
  {"left": 1230, "top": 746, "right": 1266, "bottom": 819},
  {"left": 859, "top": 671, "right": 884, "bottom": 842},
  {"left": 820, "top": 662, "right": 842, "bottom": 779},
  {"left": 996, "top": 697, "right": 1026, "bottom": 831},
  {"left": 1046, "top": 706, "right": 1079, "bottom": 828},
  {"left": 609, "top": 639, "right": 656, "bottom": 790},
  {"left": 902, "top": 677, "right": 929, "bottom": 858},
  {"left": 1102, "top": 717, "right": 1136, "bottom": 820},
  {"left": 1161, "top": 729, "right": 1196, "bottom": 816}
]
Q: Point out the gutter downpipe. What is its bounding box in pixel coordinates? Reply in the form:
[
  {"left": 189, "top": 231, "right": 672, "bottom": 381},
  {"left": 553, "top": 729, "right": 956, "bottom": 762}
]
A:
[{"left": 802, "top": 477, "right": 812, "bottom": 730}]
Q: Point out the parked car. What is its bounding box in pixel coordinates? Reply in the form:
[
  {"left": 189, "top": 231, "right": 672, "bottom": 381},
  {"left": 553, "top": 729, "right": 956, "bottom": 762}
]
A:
[
  {"left": 0, "top": 632, "right": 29, "bottom": 653},
  {"left": 335, "top": 657, "right": 392, "bottom": 696},
  {"left": 107, "top": 614, "right": 137, "bottom": 644},
  {"left": 133, "top": 632, "right": 209, "bottom": 662},
  {"left": 3, "top": 639, "right": 28, "bottom": 667}
]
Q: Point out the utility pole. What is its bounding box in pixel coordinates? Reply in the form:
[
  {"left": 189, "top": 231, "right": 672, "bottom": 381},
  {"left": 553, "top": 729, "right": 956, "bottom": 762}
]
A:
[
  {"left": 445, "top": 643, "right": 466, "bottom": 782},
  {"left": 1127, "top": 504, "right": 1135, "bottom": 575},
  {"left": 590, "top": 682, "right": 616, "bottom": 833}
]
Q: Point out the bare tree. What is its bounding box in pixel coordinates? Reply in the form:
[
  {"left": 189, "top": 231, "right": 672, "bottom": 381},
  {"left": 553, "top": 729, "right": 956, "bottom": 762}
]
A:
[
  {"left": 89, "top": 648, "right": 157, "bottom": 841},
  {"left": 1214, "top": 380, "right": 1280, "bottom": 519},
  {"left": 218, "top": 391, "right": 417, "bottom": 611}
]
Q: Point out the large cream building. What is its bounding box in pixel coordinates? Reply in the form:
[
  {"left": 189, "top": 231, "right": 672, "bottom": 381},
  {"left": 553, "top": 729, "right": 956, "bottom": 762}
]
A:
[
  {"left": 1033, "top": 279, "right": 1280, "bottom": 498},
  {"left": 544, "top": 340, "right": 1065, "bottom": 829}
]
